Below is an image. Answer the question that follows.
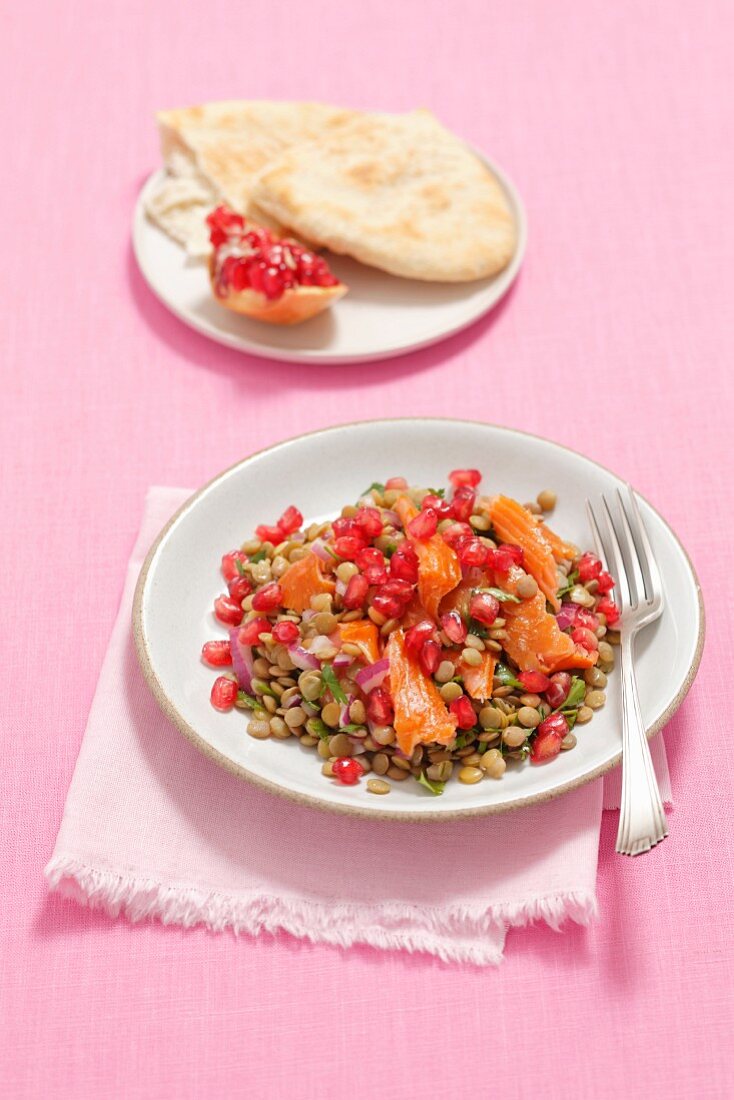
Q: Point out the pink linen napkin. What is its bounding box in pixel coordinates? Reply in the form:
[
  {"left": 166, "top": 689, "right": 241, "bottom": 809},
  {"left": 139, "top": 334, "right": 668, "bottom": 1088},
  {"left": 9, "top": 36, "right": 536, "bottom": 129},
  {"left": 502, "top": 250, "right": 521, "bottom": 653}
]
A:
[{"left": 45, "top": 488, "right": 671, "bottom": 966}]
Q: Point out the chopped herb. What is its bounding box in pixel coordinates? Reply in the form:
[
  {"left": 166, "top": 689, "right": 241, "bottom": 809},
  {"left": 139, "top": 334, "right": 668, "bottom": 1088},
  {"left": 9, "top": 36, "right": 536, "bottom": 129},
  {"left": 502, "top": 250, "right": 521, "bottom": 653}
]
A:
[
  {"left": 321, "top": 663, "right": 348, "bottom": 705},
  {"left": 324, "top": 544, "right": 340, "bottom": 560},
  {"left": 468, "top": 620, "right": 489, "bottom": 639},
  {"left": 476, "top": 587, "right": 521, "bottom": 604},
  {"left": 426, "top": 487, "right": 446, "bottom": 499},
  {"left": 340, "top": 723, "right": 366, "bottom": 734},
  {"left": 384, "top": 543, "right": 397, "bottom": 558},
  {"left": 561, "top": 677, "right": 586, "bottom": 711},
  {"left": 309, "top": 718, "right": 330, "bottom": 740},
  {"left": 249, "top": 548, "right": 267, "bottom": 563},
  {"left": 565, "top": 711, "right": 578, "bottom": 730},
  {"left": 234, "top": 558, "right": 247, "bottom": 577},
  {"left": 494, "top": 663, "right": 525, "bottom": 690},
  {"left": 417, "top": 772, "right": 446, "bottom": 796},
  {"left": 236, "top": 690, "right": 258, "bottom": 709},
  {"left": 557, "top": 569, "right": 579, "bottom": 597},
  {"left": 361, "top": 481, "right": 385, "bottom": 496}
]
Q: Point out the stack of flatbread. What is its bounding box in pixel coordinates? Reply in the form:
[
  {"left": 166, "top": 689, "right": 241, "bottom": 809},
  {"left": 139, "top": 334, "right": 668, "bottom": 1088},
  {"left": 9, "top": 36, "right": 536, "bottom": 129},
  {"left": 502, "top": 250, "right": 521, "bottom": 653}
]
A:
[{"left": 146, "top": 100, "right": 517, "bottom": 283}]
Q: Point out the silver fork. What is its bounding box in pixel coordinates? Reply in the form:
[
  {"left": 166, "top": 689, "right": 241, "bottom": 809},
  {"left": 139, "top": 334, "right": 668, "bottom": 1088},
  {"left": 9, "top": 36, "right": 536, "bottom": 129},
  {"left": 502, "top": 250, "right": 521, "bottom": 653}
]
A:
[{"left": 586, "top": 487, "right": 668, "bottom": 856}]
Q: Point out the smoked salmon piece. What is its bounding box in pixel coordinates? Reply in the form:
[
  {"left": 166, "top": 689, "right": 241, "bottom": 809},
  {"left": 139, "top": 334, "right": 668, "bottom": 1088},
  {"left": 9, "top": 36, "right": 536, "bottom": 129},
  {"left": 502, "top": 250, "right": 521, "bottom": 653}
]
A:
[
  {"left": 279, "top": 552, "right": 335, "bottom": 613},
  {"left": 339, "top": 620, "right": 381, "bottom": 665},
  {"left": 502, "top": 588, "right": 597, "bottom": 674},
  {"left": 386, "top": 629, "right": 458, "bottom": 755},
  {"left": 461, "top": 651, "right": 497, "bottom": 700},
  {"left": 489, "top": 495, "right": 561, "bottom": 610},
  {"left": 537, "top": 520, "right": 577, "bottom": 563},
  {"left": 394, "top": 495, "right": 462, "bottom": 620}
]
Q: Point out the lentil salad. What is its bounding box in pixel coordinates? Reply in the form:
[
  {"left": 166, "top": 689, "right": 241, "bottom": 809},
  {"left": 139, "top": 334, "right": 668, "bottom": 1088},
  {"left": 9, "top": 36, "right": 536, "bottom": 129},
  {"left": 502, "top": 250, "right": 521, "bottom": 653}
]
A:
[{"left": 202, "top": 470, "right": 619, "bottom": 796}]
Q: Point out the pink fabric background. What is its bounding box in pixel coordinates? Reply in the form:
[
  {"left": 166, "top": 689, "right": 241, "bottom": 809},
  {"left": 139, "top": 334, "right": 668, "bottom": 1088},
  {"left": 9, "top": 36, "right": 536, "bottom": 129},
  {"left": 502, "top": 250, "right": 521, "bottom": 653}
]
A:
[{"left": 2, "top": 0, "right": 732, "bottom": 1096}]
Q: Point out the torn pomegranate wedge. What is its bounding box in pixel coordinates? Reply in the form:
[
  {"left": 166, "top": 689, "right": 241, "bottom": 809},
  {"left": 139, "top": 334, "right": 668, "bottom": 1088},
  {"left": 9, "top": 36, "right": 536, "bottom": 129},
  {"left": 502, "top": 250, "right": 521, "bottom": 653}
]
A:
[{"left": 206, "top": 205, "right": 347, "bottom": 325}]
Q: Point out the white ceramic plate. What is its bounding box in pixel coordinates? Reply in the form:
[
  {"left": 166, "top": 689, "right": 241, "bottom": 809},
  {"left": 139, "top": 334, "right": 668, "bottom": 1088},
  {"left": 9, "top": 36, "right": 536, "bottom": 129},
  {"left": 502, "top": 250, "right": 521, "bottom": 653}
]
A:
[
  {"left": 131, "top": 160, "right": 526, "bottom": 365},
  {"left": 133, "top": 419, "right": 704, "bottom": 821}
]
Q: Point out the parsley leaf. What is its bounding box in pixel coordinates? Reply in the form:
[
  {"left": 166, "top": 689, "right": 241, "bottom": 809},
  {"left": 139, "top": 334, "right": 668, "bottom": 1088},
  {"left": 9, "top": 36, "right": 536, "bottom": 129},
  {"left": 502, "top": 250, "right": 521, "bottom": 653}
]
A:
[
  {"left": 236, "top": 690, "right": 258, "bottom": 709},
  {"left": 235, "top": 558, "right": 247, "bottom": 577},
  {"left": 476, "top": 587, "right": 520, "bottom": 604},
  {"left": 557, "top": 569, "right": 579, "bottom": 598},
  {"left": 340, "top": 723, "right": 366, "bottom": 734},
  {"left": 384, "top": 543, "right": 397, "bottom": 558},
  {"left": 561, "top": 677, "right": 586, "bottom": 711},
  {"left": 494, "top": 663, "right": 525, "bottom": 690},
  {"left": 426, "top": 487, "right": 446, "bottom": 499},
  {"left": 361, "top": 481, "right": 385, "bottom": 496},
  {"left": 321, "top": 663, "right": 348, "bottom": 705},
  {"left": 417, "top": 772, "right": 446, "bottom": 796},
  {"left": 249, "top": 548, "right": 267, "bottom": 563}
]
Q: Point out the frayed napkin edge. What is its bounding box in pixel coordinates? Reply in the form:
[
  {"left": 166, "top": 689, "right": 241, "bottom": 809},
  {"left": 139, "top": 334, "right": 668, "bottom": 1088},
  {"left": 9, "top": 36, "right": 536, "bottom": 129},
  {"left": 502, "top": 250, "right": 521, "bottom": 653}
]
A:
[{"left": 45, "top": 856, "right": 598, "bottom": 967}]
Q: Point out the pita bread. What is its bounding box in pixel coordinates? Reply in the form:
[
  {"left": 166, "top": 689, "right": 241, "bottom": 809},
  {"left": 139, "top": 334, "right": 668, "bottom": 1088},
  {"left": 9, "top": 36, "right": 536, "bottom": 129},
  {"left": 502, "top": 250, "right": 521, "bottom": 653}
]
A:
[
  {"left": 252, "top": 110, "right": 517, "bottom": 282},
  {"left": 146, "top": 100, "right": 359, "bottom": 254}
]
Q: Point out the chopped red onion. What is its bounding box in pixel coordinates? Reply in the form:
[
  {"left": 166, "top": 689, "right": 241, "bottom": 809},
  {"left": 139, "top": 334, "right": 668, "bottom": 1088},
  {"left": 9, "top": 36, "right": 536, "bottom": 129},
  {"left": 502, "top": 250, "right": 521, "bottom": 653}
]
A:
[
  {"left": 555, "top": 603, "right": 580, "bottom": 632},
  {"left": 311, "top": 634, "right": 336, "bottom": 660},
  {"left": 310, "top": 539, "right": 333, "bottom": 564},
  {"left": 229, "top": 627, "right": 254, "bottom": 692},
  {"left": 287, "top": 643, "right": 320, "bottom": 671},
  {"left": 354, "top": 657, "right": 390, "bottom": 694},
  {"left": 332, "top": 652, "right": 352, "bottom": 671},
  {"left": 381, "top": 509, "right": 400, "bottom": 528}
]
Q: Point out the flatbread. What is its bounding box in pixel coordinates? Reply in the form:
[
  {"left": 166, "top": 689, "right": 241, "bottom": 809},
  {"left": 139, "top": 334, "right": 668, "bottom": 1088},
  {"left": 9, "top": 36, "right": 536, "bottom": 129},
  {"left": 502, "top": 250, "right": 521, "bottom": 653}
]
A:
[
  {"left": 252, "top": 110, "right": 517, "bottom": 282},
  {"left": 146, "top": 100, "right": 359, "bottom": 255}
]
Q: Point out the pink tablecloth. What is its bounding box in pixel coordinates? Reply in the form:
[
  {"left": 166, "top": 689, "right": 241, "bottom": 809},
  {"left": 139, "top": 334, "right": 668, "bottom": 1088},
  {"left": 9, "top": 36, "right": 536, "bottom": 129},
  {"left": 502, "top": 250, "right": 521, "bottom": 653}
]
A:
[{"left": 2, "top": 1, "right": 732, "bottom": 1097}]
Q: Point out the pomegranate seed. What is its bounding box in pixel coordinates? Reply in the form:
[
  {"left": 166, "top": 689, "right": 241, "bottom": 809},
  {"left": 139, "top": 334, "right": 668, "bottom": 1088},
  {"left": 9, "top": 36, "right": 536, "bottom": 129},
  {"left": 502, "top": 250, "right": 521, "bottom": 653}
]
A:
[
  {"left": 530, "top": 728, "right": 564, "bottom": 764},
  {"left": 210, "top": 675, "right": 238, "bottom": 711},
  {"left": 227, "top": 576, "right": 252, "bottom": 604},
  {"left": 207, "top": 205, "right": 245, "bottom": 247},
  {"left": 440, "top": 611, "right": 468, "bottom": 645},
  {"left": 366, "top": 687, "right": 394, "bottom": 725},
  {"left": 378, "top": 578, "right": 414, "bottom": 604},
  {"left": 371, "top": 593, "right": 403, "bottom": 619},
  {"left": 577, "top": 552, "right": 602, "bottom": 583},
  {"left": 332, "top": 516, "right": 356, "bottom": 539},
  {"left": 389, "top": 543, "right": 419, "bottom": 583},
  {"left": 405, "top": 621, "right": 437, "bottom": 658},
  {"left": 450, "top": 695, "right": 477, "bottom": 730},
  {"left": 451, "top": 486, "right": 476, "bottom": 523},
  {"left": 385, "top": 477, "right": 408, "bottom": 490},
  {"left": 572, "top": 627, "right": 599, "bottom": 652},
  {"left": 597, "top": 570, "right": 615, "bottom": 594},
  {"left": 278, "top": 505, "right": 303, "bottom": 535},
  {"left": 458, "top": 538, "right": 488, "bottom": 568},
  {"left": 214, "top": 595, "right": 244, "bottom": 626},
  {"left": 333, "top": 534, "right": 367, "bottom": 559},
  {"left": 490, "top": 547, "right": 515, "bottom": 573},
  {"left": 343, "top": 573, "right": 369, "bottom": 610},
  {"left": 449, "top": 469, "right": 482, "bottom": 489},
  {"left": 255, "top": 524, "right": 284, "bottom": 545},
  {"left": 407, "top": 508, "right": 438, "bottom": 540},
  {"left": 201, "top": 640, "right": 232, "bottom": 667},
  {"left": 355, "top": 546, "right": 384, "bottom": 571},
  {"left": 537, "top": 712, "right": 569, "bottom": 739},
  {"left": 442, "top": 522, "right": 474, "bottom": 548},
  {"left": 354, "top": 506, "right": 383, "bottom": 539},
  {"left": 221, "top": 550, "right": 248, "bottom": 582},
  {"left": 272, "top": 620, "right": 300, "bottom": 645},
  {"left": 229, "top": 261, "right": 250, "bottom": 292},
  {"left": 518, "top": 670, "right": 551, "bottom": 693},
  {"left": 545, "top": 672, "right": 571, "bottom": 709},
  {"left": 422, "top": 494, "right": 452, "bottom": 520},
  {"left": 469, "top": 592, "right": 501, "bottom": 626},
  {"left": 332, "top": 757, "right": 365, "bottom": 785},
  {"left": 363, "top": 564, "right": 389, "bottom": 586},
  {"left": 238, "top": 618, "right": 271, "bottom": 646},
  {"left": 501, "top": 544, "right": 524, "bottom": 566},
  {"left": 419, "top": 639, "right": 441, "bottom": 677},
  {"left": 575, "top": 608, "right": 599, "bottom": 631},
  {"left": 251, "top": 582, "right": 283, "bottom": 613},
  {"left": 597, "top": 596, "right": 620, "bottom": 625}
]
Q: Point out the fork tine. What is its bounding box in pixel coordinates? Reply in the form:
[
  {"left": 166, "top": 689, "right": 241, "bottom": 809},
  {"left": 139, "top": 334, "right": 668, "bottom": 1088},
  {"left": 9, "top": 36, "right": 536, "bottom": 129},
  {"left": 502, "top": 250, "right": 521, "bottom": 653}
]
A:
[
  {"left": 601, "top": 494, "right": 633, "bottom": 611},
  {"left": 585, "top": 499, "right": 608, "bottom": 567},
  {"left": 615, "top": 490, "right": 646, "bottom": 610},
  {"left": 626, "top": 486, "right": 662, "bottom": 607}
]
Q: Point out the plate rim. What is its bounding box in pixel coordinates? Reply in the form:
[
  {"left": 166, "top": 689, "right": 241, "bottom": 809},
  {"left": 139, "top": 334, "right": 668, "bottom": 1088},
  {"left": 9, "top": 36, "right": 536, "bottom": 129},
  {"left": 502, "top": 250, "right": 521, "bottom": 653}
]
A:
[
  {"left": 131, "top": 152, "right": 528, "bottom": 366},
  {"left": 132, "top": 418, "right": 705, "bottom": 822}
]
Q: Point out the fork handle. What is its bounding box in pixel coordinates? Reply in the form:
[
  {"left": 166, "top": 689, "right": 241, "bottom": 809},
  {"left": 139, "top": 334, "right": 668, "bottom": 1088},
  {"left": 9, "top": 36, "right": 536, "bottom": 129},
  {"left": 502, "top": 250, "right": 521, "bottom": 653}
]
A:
[{"left": 616, "top": 634, "right": 668, "bottom": 856}]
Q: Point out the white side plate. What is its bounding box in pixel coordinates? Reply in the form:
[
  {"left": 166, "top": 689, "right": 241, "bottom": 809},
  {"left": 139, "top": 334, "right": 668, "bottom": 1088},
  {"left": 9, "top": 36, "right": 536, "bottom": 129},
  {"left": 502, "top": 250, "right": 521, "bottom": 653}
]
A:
[
  {"left": 133, "top": 419, "right": 704, "bottom": 820},
  {"left": 131, "top": 158, "right": 527, "bottom": 365}
]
